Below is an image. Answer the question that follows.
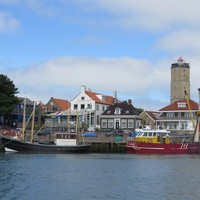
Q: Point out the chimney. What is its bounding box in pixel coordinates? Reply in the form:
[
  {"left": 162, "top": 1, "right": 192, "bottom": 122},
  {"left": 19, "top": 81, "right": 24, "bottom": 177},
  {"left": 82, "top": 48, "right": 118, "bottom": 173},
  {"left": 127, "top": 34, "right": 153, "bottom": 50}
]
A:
[
  {"left": 128, "top": 99, "right": 132, "bottom": 104},
  {"left": 113, "top": 91, "right": 117, "bottom": 103},
  {"left": 81, "top": 86, "right": 86, "bottom": 93}
]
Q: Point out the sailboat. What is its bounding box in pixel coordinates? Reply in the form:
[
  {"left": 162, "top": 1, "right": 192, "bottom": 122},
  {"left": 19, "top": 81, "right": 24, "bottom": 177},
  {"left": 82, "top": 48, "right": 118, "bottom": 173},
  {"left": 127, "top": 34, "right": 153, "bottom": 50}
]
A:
[{"left": 1, "top": 99, "right": 91, "bottom": 154}]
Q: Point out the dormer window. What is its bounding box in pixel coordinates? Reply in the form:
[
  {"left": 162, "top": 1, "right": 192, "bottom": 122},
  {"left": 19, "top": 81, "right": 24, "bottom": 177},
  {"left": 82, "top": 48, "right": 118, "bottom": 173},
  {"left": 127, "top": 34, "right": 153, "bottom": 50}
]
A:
[
  {"left": 177, "top": 102, "right": 187, "bottom": 108},
  {"left": 114, "top": 107, "right": 121, "bottom": 115},
  {"left": 125, "top": 110, "right": 130, "bottom": 114}
]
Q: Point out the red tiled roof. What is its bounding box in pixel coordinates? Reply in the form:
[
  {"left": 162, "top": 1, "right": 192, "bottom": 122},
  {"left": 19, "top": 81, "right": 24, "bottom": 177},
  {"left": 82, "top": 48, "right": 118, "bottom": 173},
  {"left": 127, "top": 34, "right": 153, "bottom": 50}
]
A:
[
  {"left": 53, "top": 98, "right": 71, "bottom": 110},
  {"left": 85, "top": 91, "right": 116, "bottom": 105},
  {"left": 159, "top": 99, "right": 198, "bottom": 111},
  {"left": 145, "top": 111, "right": 161, "bottom": 120}
]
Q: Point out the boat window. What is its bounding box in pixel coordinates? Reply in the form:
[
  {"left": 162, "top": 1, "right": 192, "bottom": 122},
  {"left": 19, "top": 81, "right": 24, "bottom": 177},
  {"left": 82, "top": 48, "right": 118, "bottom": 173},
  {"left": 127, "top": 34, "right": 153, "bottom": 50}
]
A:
[
  {"left": 153, "top": 132, "right": 157, "bottom": 137},
  {"left": 148, "top": 132, "right": 153, "bottom": 137},
  {"left": 137, "top": 133, "right": 142, "bottom": 136},
  {"left": 143, "top": 132, "right": 147, "bottom": 137}
]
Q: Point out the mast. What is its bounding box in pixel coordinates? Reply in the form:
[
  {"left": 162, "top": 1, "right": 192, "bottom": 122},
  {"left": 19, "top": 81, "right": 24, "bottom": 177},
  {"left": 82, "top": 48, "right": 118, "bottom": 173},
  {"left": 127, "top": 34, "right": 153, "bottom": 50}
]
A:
[
  {"left": 21, "top": 97, "right": 26, "bottom": 142},
  {"left": 193, "top": 88, "right": 200, "bottom": 142},
  {"left": 30, "top": 101, "right": 36, "bottom": 143},
  {"left": 76, "top": 110, "right": 79, "bottom": 133},
  {"left": 68, "top": 109, "right": 70, "bottom": 133}
]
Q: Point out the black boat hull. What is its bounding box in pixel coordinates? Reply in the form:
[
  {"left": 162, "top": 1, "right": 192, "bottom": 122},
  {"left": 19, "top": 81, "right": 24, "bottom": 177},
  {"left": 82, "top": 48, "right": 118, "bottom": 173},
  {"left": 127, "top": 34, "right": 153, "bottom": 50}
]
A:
[
  {"left": 1, "top": 136, "right": 91, "bottom": 154},
  {"left": 0, "top": 137, "right": 5, "bottom": 153}
]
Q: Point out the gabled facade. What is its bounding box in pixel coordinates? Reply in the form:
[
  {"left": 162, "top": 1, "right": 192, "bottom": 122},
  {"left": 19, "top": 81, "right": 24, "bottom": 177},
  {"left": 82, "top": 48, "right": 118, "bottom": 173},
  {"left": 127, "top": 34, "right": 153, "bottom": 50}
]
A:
[
  {"left": 44, "top": 97, "right": 71, "bottom": 114},
  {"left": 100, "top": 100, "right": 141, "bottom": 132},
  {"left": 157, "top": 99, "right": 198, "bottom": 132},
  {"left": 140, "top": 111, "right": 161, "bottom": 129},
  {"left": 70, "top": 86, "right": 118, "bottom": 130}
]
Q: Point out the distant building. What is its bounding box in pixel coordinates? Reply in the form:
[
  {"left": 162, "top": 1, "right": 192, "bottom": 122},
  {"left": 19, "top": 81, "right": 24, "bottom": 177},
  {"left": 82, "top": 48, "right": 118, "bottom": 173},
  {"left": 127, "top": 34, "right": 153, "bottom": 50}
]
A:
[
  {"left": 140, "top": 111, "right": 161, "bottom": 129},
  {"left": 100, "top": 100, "right": 141, "bottom": 132},
  {"left": 157, "top": 98, "right": 198, "bottom": 132},
  {"left": 170, "top": 57, "right": 190, "bottom": 103},
  {"left": 70, "top": 86, "right": 118, "bottom": 130},
  {"left": 7, "top": 97, "right": 39, "bottom": 129},
  {"left": 44, "top": 97, "right": 71, "bottom": 114}
]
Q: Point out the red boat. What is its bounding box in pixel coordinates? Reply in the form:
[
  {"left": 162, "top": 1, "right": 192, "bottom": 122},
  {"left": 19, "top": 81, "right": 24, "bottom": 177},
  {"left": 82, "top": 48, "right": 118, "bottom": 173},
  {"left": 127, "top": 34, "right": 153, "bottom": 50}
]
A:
[
  {"left": 126, "top": 140, "right": 199, "bottom": 154},
  {"left": 126, "top": 117, "right": 200, "bottom": 154}
]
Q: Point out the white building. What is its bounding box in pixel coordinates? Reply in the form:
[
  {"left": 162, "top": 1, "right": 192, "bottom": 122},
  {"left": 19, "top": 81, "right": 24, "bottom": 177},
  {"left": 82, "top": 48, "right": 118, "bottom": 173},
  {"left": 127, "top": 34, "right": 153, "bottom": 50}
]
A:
[{"left": 70, "top": 86, "right": 118, "bottom": 130}]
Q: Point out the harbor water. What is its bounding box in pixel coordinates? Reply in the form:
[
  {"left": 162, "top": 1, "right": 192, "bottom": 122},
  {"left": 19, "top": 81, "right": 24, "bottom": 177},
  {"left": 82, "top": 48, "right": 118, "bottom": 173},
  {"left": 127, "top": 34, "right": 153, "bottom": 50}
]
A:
[{"left": 1, "top": 153, "right": 200, "bottom": 200}]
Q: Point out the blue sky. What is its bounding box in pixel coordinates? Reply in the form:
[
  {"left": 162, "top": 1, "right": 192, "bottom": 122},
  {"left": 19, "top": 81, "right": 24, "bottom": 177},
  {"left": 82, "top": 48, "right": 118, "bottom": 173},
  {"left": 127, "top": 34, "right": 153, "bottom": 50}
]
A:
[{"left": 1, "top": 0, "right": 200, "bottom": 111}]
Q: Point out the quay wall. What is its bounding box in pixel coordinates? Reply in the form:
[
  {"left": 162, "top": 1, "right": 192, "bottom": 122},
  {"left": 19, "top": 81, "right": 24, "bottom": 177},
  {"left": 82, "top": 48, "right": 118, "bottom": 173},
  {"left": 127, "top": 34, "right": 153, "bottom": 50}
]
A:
[{"left": 89, "top": 142, "right": 126, "bottom": 153}]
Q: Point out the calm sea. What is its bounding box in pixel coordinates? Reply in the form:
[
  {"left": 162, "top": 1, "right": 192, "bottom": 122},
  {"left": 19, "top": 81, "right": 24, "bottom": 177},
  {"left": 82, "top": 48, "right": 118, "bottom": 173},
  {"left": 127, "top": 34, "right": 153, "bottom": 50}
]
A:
[{"left": 0, "top": 153, "right": 200, "bottom": 200}]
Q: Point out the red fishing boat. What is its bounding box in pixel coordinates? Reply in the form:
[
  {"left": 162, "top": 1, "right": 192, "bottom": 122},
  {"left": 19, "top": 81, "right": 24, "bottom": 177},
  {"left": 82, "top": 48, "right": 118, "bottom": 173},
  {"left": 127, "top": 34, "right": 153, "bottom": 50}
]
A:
[{"left": 126, "top": 112, "right": 200, "bottom": 154}]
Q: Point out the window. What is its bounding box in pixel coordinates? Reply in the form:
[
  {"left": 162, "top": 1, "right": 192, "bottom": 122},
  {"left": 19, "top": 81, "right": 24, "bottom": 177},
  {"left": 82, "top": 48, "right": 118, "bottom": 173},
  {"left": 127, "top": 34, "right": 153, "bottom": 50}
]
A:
[
  {"left": 108, "top": 119, "right": 114, "bottom": 128},
  {"left": 167, "top": 113, "right": 174, "bottom": 118},
  {"left": 52, "top": 107, "right": 57, "bottom": 112},
  {"left": 101, "top": 119, "right": 107, "bottom": 128},
  {"left": 148, "top": 132, "right": 153, "bottom": 137},
  {"left": 81, "top": 97, "right": 85, "bottom": 100},
  {"left": 96, "top": 104, "right": 99, "bottom": 110},
  {"left": 143, "top": 132, "right": 147, "bottom": 136},
  {"left": 128, "top": 119, "right": 134, "bottom": 128},
  {"left": 96, "top": 115, "right": 100, "bottom": 125},
  {"left": 107, "top": 110, "right": 111, "bottom": 114},
  {"left": 81, "top": 104, "right": 85, "bottom": 110},
  {"left": 102, "top": 96, "right": 106, "bottom": 101},
  {"left": 177, "top": 103, "right": 187, "bottom": 108},
  {"left": 125, "top": 110, "right": 130, "bottom": 114},
  {"left": 185, "top": 112, "right": 190, "bottom": 117},
  {"left": 114, "top": 107, "right": 121, "bottom": 115},
  {"left": 102, "top": 106, "right": 105, "bottom": 111},
  {"left": 74, "top": 104, "right": 78, "bottom": 109},
  {"left": 121, "top": 119, "right": 127, "bottom": 128}
]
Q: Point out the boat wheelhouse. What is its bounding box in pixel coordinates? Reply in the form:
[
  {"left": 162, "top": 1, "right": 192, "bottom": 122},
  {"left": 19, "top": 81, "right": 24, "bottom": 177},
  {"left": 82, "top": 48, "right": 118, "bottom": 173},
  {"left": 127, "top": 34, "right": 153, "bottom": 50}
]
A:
[{"left": 133, "top": 129, "right": 171, "bottom": 144}]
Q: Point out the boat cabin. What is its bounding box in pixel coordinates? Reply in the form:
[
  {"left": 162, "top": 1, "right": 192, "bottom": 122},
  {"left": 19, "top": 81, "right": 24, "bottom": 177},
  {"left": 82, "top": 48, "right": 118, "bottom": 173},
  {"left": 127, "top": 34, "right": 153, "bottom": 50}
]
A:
[
  {"left": 134, "top": 129, "right": 171, "bottom": 144},
  {"left": 54, "top": 133, "right": 77, "bottom": 146}
]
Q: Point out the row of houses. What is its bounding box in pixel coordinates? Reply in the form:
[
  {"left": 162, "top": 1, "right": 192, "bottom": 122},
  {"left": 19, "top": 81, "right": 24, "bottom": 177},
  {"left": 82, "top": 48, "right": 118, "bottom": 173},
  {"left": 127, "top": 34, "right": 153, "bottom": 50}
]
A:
[{"left": 5, "top": 85, "right": 199, "bottom": 134}]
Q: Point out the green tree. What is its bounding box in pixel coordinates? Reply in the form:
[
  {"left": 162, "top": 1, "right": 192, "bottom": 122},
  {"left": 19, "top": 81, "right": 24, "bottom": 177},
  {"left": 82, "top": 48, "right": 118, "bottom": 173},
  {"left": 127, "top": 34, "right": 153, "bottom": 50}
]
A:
[
  {"left": 0, "top": 74, "right": 21, "bottom": 123},
  {"left": 135, "top": 107, "right": 144, "bottom": 115}
]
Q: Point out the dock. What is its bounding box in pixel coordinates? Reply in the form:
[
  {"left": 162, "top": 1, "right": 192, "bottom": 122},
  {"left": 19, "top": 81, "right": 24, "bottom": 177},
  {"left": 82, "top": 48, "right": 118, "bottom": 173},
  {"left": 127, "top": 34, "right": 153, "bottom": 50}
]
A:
[{"left": 78, "top": 132, "right": 128, "bottom": 153}]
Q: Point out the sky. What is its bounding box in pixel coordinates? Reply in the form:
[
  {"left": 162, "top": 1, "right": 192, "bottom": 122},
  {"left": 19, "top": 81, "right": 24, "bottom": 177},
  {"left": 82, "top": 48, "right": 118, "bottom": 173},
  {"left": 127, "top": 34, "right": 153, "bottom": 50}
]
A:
[{"left": 1, "top": 0, "right": 200, "bottom": 111}]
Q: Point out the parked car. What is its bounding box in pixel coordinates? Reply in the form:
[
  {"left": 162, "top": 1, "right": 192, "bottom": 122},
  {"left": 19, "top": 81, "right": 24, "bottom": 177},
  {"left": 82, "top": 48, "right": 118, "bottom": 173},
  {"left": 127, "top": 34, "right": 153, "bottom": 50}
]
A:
[
  {"left": 81, "top": 131, "right": 97, "bottom": 137},
  {"left": 105, "top": 129, "right": 124, "bottom": 136}
]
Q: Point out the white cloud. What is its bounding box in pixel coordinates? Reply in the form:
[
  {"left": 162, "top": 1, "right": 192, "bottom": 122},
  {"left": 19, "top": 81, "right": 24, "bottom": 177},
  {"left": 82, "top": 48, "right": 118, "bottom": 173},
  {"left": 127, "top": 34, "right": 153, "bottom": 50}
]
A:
[
  {"left": 0, "top": 11, "right": 20, "bottom": 33},
  {"left": 2, "top": 56, "right": 171, "bottom": 110},
  {"left": 156, "top": 30, "right": 200, "bottom": 54},
  {"left": 70, "top": 0, "right": 200, "bottom": 32}
]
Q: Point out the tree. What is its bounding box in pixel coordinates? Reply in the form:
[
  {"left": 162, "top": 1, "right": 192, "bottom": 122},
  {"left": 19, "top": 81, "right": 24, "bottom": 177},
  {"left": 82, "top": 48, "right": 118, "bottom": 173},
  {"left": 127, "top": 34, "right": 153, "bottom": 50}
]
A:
[
  {"left": 135, "top": 107, "right": 144, "bottom": 115},
  {"left": 0, "top": 74, "right": 21, "bottom": 125}
]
